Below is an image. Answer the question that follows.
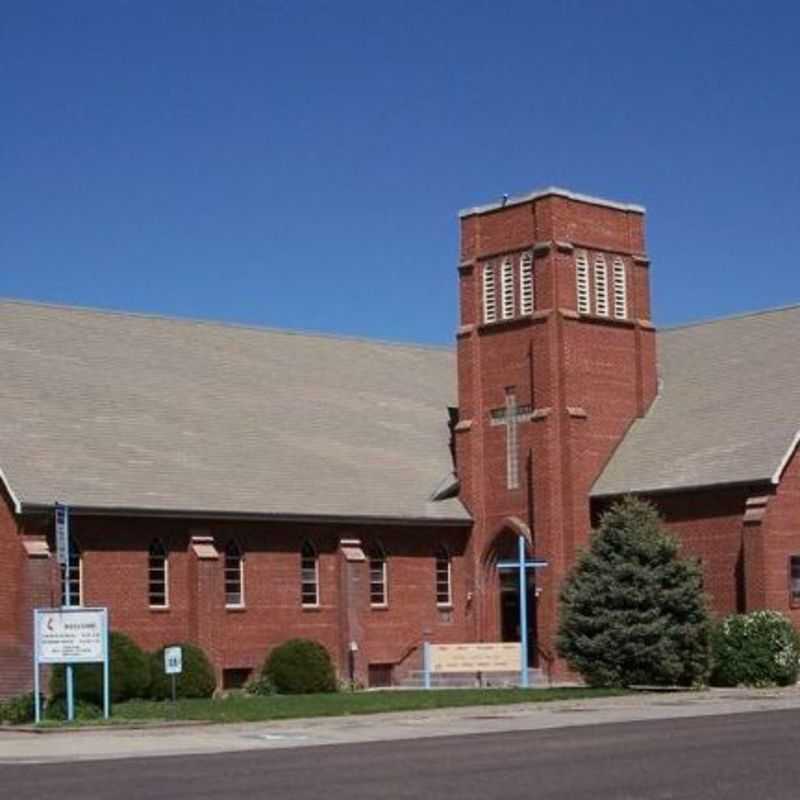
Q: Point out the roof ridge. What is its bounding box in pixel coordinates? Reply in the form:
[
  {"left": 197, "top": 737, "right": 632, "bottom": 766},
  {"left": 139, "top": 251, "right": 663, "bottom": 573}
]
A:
[
  {"left": 0, "top": 296, "right": 454, "bottom": 353},
  {"left": 661, "top": 301, "right": 800, "bottom": 333}
]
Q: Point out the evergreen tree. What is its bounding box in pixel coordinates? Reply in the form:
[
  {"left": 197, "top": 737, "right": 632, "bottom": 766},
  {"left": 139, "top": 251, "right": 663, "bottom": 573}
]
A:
[{"left": 557, "top": 496, "right": 710, "bottom": 687}]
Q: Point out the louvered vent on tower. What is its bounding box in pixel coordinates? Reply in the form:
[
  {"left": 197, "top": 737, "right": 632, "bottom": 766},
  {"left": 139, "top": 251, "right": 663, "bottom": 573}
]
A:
[
  {"left": 501, "top": 257, "right": 514, "bottom": 320},
  {"left": 483, "top": 263, "right": 497, "bottom": 323},
  {"left": 612, "top": 257, "right": 627, "bottom": 319},
  {"left": 593, "top": 254, "right": 609, "bottom": 317},
  {"left": 575, "top": 250, "right": 591, "bottom": 314},
  {"left": 519, "top": 251, "right": 534, "bottom": 315}
]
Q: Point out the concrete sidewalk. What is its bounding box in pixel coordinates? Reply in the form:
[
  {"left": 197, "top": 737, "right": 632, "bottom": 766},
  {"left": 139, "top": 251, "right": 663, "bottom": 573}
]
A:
[{"left": 2, "top": 686, "right": 799, "bottom": 765}]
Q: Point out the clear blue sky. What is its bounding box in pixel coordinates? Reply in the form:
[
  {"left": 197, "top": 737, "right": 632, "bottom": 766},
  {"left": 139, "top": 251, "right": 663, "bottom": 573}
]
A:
[{"left": 3, "top": 2, "right": 799, "bottom": 345}]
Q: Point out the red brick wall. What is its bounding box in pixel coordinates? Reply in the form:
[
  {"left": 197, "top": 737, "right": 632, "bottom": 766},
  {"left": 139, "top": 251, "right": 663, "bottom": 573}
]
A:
[
  {"left": 759, "top": 447, "right": 800, "bottom": 622},
  {"left": 1, "top": 511, "right": 470, "bottom": 694},
  {"left": 594, "top": 488, "right": 750, "bottom": 618},
  {"left": 456, "top": 192, "right": 655, "bottom": 676},
  {"left": 0, "top": 487, "right": 26, "bottom": 697}
]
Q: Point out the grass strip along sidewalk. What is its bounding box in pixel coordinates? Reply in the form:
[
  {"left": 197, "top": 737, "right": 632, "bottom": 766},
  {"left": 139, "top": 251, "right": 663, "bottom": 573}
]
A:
[{"left": 39, "top": 687, "right": 628, "bottom": 727}]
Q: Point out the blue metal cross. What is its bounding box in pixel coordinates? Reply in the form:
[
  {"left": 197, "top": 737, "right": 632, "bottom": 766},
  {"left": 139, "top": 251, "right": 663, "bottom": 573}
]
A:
[{"left": 497, "top": 534, "right": 548, "bottom": 687}]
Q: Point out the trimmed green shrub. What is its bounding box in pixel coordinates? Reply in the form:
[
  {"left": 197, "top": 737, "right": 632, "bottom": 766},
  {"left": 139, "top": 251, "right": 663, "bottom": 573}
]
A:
[
  {"left": 558, "top": 496, "right": 711, "bottom": 688},
  {"left": 45, "top": 698, "right": 103, "bottom": 722},
  {"left": 262, "top": 639, "right": 337, "bottom": 694},
  {"left": 50, "top": 631, "right": 151, "bottom": 704},
  {"left": 149, "top": 643, "right": 216, "bottom": 699},
  {"left": 0, "top": 692, "right": 36, "bottom": 725},
  {"left": 710, "top": 610, "right": 800, "bottom": 687}
]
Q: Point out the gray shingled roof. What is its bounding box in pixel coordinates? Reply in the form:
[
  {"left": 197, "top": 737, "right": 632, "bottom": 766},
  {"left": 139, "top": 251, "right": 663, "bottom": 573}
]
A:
[
  {"left": 0, "top": 301, "right": 469, "bottom": 522},
  {"left": 593, "top": 305, "right": 800, "bottom": 497}
]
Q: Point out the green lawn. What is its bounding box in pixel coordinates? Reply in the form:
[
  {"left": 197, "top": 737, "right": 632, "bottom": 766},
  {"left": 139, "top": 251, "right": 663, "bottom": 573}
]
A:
[{"left": 97, "top": 686, "right": 627, "bottom": 725}]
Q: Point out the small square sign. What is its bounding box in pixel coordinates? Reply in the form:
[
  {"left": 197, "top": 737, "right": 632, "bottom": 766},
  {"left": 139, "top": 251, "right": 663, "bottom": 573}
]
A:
[{"left": 164, "top": 646, "right": 182, "bottom": 675}]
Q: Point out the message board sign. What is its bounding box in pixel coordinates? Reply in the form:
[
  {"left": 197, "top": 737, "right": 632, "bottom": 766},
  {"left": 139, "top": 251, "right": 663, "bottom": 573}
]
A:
[
  {"left": 429, "top": 643, "right": 521, "bottom": 673},
  {"left": 35, "top": 608, "right": 107, "bottom": 664}
]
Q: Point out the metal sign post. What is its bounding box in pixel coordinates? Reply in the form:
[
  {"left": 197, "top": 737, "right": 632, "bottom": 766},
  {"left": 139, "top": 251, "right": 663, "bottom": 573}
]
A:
[
  {"left": 164, "top": 646, "right": 182, "bottom": 716},
  {"left": 497, "top": 535, "right": 548, "bottom": 688},
  {"left": 55, "top": 503, "right": 75, "bottom": 721}
]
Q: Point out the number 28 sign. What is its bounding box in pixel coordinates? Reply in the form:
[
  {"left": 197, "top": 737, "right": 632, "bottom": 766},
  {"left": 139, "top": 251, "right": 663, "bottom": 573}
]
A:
[{"left": 164, "top": 646, "right": 183, "bottom": 675}]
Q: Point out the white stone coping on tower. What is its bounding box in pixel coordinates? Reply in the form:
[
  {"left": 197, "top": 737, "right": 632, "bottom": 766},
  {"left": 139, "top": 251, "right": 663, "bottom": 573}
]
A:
[{"left": 458, "top": 186, "right": 646, "bottom": 219}]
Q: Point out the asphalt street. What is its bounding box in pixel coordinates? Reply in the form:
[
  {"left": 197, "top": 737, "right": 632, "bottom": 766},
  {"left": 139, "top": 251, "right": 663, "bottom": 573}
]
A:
[{"left": 2, "top": 709, "right": 800, "bottom": 799}]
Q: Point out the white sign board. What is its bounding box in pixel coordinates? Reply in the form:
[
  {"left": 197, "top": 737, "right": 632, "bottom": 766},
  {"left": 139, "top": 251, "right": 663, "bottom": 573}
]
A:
[
  {"left": 35, "top": 608, "right": 107, "bottom": 664},
  {"left": 55, "top": 506, "right": 69, "bottom": 566},
  {"left": 429, "top": 643, "right": 521, "bottom": 673},
  {"left": 164, "top": 646, "right": 183, "bottom": 675}
]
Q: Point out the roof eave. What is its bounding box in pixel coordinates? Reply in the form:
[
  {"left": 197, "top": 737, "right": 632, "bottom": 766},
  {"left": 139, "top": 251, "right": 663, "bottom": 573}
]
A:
[
  {"left": 17, "top": 501, "right": 473, "bottom": 527},
  {"left": 771, "top": 429, "right": 800, "bottom": 485},
  {"left": 590, "top": 476, "right": 773, "bottom": 500},
  {"left": 0, "top": 468, "right": 22, "bottom": 514}
]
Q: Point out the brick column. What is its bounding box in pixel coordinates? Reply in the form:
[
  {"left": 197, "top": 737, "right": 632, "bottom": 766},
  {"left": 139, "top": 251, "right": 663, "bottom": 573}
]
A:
[
  {"left": 6, "top": 535, "right": 54, "bottom": 696},
  {"left": 188, "top": 532, "right": 220, "bottom": 687},
  {"left": 337, "top": 538, "right": 366, "bottom": 686},
  {"left": 742, "top": 496, "right": 769, "bottom": 610}
]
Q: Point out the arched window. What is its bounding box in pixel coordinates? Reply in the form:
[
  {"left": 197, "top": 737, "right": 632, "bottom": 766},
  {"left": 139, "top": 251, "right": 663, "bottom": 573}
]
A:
[
  {"left": 148, "top": 540, "right": 169, "bottom": 608},
  {"left": 301, "top": 541, "right": 319, "bottom": 607},
  {"left": 482, "top": 263, "right": 497, "bottom": 323},
  {"left": 224, "top": 540, "right": 245, "bottom": 607},
  {"left": 593, "top": 253, "right": 609, "bottom": 317},
  {"left": 500, "top": 257, "right": 514, "bottom": 319},
  {"left": 60, "top": 539, "right": 82, "bottom": 607},
  {"left": 519, "top": 251, "right": 534, "bottom": 316},
  {"left": 435, "top": 546, "right": 452, "bottom": 607},
  {"left": 369, "top": 542, "right": 388, "bottom": 607},
  {"left": 575, "top": 250, "right": 591, "bottom": 314}
]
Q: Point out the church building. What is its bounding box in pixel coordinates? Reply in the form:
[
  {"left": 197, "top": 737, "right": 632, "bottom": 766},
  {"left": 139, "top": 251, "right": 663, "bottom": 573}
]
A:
[{"left": 2, "top": 186, "right": 800, "bottom": 696}]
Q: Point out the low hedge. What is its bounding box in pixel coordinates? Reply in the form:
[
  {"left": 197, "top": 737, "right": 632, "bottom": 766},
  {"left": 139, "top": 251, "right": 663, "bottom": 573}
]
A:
[
  {"left": 149, "top": 643, "right": 216, "bottom": 699},
  {"left": 0, "top": 692, "right": 36, "bottom": 725},
  {"left": 50, "top": 631, "right": 151, "bottom": 704},
  {"left": 261, "top": 639, "right": 337, "bottom": 694},
  {"left": 710, "top": 610, "right": 800, "bottom": 687}
]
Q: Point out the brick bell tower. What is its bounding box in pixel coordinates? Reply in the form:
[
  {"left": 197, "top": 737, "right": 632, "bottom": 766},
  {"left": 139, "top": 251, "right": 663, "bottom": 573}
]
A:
[{"left": 454, "top": 187, "right": 657, "bottom": 676}]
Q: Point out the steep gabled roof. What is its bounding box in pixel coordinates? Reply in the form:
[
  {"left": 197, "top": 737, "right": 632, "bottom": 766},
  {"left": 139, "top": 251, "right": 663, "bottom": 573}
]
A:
[
  {"left": 593, "top": 305, "right": 800, "bottom": 497},
  {"left": 0, "top": 300, "right": 469, "bottom": 523}
]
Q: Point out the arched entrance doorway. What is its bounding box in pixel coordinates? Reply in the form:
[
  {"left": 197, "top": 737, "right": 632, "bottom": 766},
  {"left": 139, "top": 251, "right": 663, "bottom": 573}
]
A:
[{"left": 482, "top": 520, "right": 545, "bottom": 669}]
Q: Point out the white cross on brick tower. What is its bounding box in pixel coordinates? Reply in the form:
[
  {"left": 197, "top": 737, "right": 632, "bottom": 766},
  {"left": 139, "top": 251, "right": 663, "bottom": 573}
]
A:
[{"left": 489, "top": 389, "right": 533, "bottom": 489}]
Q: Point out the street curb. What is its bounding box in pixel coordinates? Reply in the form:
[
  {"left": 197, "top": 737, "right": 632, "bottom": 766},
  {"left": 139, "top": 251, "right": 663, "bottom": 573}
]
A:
[{"left": 0, "top": 720, "right": 212, "bottom": 735}]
